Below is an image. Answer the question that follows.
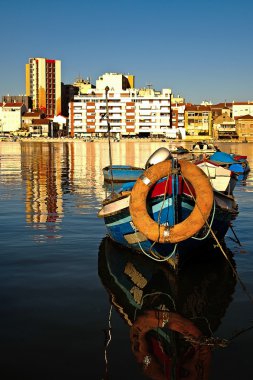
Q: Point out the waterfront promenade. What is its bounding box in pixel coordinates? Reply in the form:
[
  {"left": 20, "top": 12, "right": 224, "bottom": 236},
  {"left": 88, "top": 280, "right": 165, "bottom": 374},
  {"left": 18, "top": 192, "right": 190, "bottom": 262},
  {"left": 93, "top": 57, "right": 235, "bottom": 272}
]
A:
[{"left": 2, "top": 136, "right": 252, "bottom": 143}]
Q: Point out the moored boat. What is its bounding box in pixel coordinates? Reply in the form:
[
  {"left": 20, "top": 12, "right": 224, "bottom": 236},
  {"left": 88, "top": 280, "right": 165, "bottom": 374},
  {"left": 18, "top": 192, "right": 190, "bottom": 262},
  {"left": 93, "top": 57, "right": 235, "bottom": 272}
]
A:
[
  {"left": 195, "top": 159, "right": 238, "bottom": 194},
  {"left": 103, "top": 165, "right": 144, "bottom": 183},
  {"left": 166, "top": 143, "right": 189, "bottom": 154},
  {"left": 209, "top": 151, "right": 250, "bottom": 175},
  {"left": 189, "top": 141, "right": 218, "bottom": 154},
  {"left": 98, "top": 157, "right": 238, "bottom": 268}
]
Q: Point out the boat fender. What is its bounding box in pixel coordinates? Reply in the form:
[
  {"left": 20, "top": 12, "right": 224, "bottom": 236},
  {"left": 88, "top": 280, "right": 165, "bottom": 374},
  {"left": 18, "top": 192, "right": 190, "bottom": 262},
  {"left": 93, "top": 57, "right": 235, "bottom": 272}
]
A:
[
  {"left": 129, "top": 160, "right": 213, "bottom": 243},
  {"left": 130, "top": 310, "right": 211, "bottom": 380}
]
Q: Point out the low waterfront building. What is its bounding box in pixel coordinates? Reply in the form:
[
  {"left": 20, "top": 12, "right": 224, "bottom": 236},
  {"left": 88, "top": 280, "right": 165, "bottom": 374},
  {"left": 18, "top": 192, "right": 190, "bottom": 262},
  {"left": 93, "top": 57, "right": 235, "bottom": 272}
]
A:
[
  {"left": 184, "top": 104, "right": 212, "bottom": 137},
  {"left": 22, "top": 110, "right": 46, "bottom": 130},
  {"left": 213, "top": 113, "right": 238, "bottom": 140},
  {"left": 0, "top": 102, "right": 27, "bottom": 133},
  {"left": 235, "top": 114, "right": 253, "bottom": 141},
  {"left": 29, "top": 119, "right": 51, "bottom": 137}
]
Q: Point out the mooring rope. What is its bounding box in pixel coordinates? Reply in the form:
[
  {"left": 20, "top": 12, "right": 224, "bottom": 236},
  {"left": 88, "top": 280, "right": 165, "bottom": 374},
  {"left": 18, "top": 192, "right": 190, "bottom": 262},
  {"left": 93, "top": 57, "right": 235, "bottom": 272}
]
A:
[
  {"left": 133, "top": 163, "right": 178, "bottom": 263},
  {"left": 180, "top": 170, "right": 253, "bottom": 305}
]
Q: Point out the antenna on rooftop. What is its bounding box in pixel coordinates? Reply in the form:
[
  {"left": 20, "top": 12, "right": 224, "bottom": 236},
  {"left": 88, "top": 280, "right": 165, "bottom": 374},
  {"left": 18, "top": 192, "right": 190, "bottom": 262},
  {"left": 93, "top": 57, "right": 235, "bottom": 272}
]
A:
[{"left": 146, "top": 83, "right": 153, "bottom": 89}]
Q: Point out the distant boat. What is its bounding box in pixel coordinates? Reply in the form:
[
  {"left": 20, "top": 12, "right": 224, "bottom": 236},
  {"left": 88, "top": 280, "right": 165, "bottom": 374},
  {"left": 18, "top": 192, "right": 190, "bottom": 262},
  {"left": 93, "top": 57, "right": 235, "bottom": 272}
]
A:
[
  {"left": 167, "top": 143, "right": 189, "bottom": 154},
  {"left": 103, "top": 165, "right": 144, "bottom": 183},
  {"left": 190, "top": 141, "right": 218, "bottom": 154}
]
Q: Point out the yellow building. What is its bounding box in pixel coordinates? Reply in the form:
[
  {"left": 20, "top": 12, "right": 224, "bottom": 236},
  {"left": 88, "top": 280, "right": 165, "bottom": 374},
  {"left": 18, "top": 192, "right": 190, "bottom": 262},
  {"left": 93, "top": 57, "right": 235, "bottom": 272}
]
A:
[
  {"left": 26, "top": 57, "right": 61, "bottom": 117},
  {"left": 235, "top": 114, "right": 253, "bottom": 141},
  {"left": 213, "top": 113, "right": 238, "bottom": 140},
  {"left": 185, "top": 105, "right": 212, "bottom": 137}
]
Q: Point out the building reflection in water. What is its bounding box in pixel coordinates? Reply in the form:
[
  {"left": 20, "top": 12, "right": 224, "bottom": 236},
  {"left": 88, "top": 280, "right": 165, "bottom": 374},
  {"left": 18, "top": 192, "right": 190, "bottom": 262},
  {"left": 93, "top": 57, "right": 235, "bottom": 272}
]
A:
[
  {"left": 20, "top": 143, "right": 65, "bottom": 239},
  {"left": 0, "top": 143, "right": 22, "bottom": 192},
  {"left": 18, "top": 141, "right": 113, "bottom": 240}
]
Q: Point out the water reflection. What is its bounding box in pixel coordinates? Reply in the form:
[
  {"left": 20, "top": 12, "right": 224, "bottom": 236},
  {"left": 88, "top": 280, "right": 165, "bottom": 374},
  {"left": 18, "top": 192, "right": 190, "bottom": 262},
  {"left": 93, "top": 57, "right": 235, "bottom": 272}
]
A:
[
  {"left": 1, "top": 141, "right": 253, "bottom": 240},
  {"left": 0, "top": 142, "right": 110, "bottom": 240},
  {"left": 98, "top": 237, "right": 236, "bottom": 379},
  {"left": 21, "top": 143, "right": 64, "bottom": 225},
  {"left": 0, "top": 142, "right": 21, "bottom": 189}
]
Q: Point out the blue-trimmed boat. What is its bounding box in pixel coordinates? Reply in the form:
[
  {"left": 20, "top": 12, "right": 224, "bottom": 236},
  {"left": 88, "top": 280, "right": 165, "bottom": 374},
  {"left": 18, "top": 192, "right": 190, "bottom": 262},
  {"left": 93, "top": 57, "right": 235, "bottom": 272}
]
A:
[
  {"left": 209, "top": 151, "right": 250, "bottom": 176},
  {"left": 103, "top": 165, "right": 144, "bottom": 183},
  {"left": 98, "top": 155, "right": 238, "bottom": 268}
]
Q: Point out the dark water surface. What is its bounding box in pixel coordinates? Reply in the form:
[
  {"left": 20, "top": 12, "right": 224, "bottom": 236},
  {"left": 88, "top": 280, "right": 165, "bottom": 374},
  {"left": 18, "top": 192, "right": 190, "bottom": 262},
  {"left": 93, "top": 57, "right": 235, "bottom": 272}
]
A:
[{"left": 0, "top": 141, "right": 253, "bottom": 380}]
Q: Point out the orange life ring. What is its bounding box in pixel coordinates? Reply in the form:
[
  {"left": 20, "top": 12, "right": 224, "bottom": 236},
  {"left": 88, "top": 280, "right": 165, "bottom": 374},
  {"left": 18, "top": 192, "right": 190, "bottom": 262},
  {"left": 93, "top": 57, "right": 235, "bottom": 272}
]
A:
[
  {"left": 130, "top": 310, "right": 211, "bottom": 380},
  {"left": 129, "top": 159, "right": 214, "bottom": 244}
]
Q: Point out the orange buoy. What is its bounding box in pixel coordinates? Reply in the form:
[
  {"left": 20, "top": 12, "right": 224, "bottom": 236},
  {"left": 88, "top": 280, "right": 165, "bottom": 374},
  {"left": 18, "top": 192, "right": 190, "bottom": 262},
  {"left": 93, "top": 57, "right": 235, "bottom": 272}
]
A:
[{"left": 129, "top": 160, "right": 213, "bottom": 243}]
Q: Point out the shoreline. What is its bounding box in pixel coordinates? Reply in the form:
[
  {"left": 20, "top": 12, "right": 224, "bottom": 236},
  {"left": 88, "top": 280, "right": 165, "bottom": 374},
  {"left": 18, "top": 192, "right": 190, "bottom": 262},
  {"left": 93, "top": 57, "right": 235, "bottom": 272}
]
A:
[{"left": 1, "top": 137, "right": 252, "bottom": 144}]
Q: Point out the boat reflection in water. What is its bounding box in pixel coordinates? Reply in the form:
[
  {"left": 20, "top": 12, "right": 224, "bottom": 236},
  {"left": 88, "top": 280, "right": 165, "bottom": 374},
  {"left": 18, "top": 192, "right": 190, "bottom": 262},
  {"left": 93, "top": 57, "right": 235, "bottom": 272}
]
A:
[{"left": 98, "top": 237, "right": 236, "bottom": 380}]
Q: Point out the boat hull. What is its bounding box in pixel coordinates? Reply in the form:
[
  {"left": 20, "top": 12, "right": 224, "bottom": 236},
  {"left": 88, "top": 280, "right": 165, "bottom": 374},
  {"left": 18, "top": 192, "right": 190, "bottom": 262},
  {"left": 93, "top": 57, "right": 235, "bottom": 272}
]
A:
[{"left": 99, "top": 189, "right": 238, "bottom": 265}]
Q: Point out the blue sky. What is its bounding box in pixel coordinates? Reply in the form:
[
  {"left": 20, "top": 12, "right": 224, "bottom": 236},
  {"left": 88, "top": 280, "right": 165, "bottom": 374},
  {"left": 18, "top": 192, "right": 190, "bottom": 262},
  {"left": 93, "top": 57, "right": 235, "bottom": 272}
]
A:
[{"left": 1, "top": 0, "right": 253, "bottom": 104}]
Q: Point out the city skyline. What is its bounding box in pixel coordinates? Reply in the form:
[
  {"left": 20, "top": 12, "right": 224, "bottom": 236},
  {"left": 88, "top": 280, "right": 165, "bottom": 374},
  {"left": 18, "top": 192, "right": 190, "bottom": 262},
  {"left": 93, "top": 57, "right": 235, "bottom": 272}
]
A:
[{"left": 1, "top": 0, "right": 253, "bottom": 104}]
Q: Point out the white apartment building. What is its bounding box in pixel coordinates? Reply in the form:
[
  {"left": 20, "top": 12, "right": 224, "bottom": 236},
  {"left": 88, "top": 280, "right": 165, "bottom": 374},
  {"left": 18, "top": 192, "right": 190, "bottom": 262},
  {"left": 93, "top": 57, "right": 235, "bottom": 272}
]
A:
[
  {"left": 0, "top": 102, "right": 27, "bottom": 133},
  {"left": 232, "top": 102, "right": 253, "bottom": 119},
  {"left": 69, "top": 87, "right": 174, "bottom": 138}
]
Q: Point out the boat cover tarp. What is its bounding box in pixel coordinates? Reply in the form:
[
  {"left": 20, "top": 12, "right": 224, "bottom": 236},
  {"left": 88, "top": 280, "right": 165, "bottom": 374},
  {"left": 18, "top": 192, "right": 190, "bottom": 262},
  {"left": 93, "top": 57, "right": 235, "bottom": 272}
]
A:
[{"left": 209, "top": 151, "right": 237, "bottom": 164}]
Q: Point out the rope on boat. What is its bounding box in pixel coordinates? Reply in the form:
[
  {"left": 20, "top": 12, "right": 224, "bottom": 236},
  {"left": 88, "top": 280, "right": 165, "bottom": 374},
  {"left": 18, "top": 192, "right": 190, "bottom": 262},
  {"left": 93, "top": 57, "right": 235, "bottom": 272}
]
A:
[
  {"left": 191, "top": 201, "right": 215, "bottom": 240},
  {"left": 131, "top": 160, "right": 253, "bottom": 306},
  {"left": 181, "top": 170, "right": 253, "bottom": 306},
  {"left": 134, "top": 223, "right": 178, "bottom": 263},
  {"left": 133, "top": 163, "right": 179, "bottom": 263}
]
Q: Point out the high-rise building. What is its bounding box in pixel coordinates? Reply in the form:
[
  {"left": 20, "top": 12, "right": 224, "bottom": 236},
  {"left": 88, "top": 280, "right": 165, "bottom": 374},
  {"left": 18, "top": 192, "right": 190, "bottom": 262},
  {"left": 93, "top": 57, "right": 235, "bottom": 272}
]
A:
[{"left": 25, "top": 57, "right": 61, "bottom": 117}]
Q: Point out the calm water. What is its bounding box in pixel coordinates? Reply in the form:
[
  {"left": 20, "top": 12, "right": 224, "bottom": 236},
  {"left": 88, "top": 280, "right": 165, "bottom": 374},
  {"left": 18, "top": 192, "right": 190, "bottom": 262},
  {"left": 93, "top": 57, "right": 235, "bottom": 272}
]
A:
[{"left": 0, "top": 141, "right": 253, "bottom": 380}]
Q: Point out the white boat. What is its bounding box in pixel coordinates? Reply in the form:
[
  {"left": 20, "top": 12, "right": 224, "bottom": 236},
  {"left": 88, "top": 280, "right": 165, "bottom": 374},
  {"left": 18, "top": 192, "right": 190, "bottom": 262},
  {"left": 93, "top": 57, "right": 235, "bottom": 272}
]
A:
[
  {"left": 196, "top": 160, "right": 238, "bottom": 194},
  {"left": 190, "top": 141, "right": 218, "bottom": 154}
]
